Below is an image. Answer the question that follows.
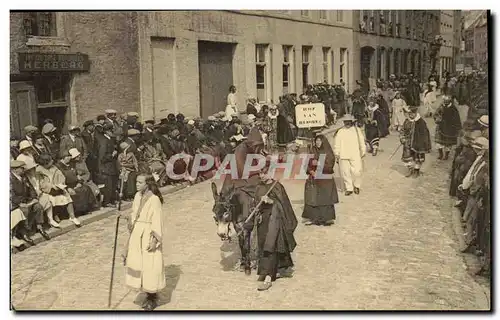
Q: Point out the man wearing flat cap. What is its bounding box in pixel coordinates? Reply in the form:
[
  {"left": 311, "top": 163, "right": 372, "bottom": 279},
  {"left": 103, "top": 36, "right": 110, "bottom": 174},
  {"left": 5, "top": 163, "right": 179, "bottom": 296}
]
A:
[
  {"left": 41, "top": 123, "right": 60, "bottom": 160},
  {"left": 22, "top": 125, "right": 39, "bottom": 151},
  {"left": 104, "top": 109, "right": 124, "bottom": 141},
  {"left": 122, "top": 112, "right": 143, "bottom": 137},
  {"left": 10, "top": 160, "right": 50, "bottom": 245},
  {"left": 97, "top": 123, "right": 119, "bottom": 207},
  {"left": 59, "top": 125, "right": 87, "bottom": 160}
]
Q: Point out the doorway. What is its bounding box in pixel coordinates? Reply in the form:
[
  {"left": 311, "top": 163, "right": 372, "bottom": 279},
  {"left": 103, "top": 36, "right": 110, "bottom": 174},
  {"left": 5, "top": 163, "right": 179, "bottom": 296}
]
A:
[{"left": 198, "top": 41, "right": 235, "bottom": 118}]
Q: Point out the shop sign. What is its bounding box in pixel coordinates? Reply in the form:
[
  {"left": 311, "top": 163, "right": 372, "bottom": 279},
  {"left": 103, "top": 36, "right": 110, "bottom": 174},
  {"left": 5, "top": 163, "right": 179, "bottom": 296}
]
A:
[{"left": 18, "top": 53, "right": 90, "bottom": 72}]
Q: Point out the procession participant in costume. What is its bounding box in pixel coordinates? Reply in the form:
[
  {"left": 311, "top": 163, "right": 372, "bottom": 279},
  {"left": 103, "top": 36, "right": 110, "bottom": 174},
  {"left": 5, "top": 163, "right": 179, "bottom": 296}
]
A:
[
  {"left": 267, "top": 105, "right": 279, "bottom": 152},
  {"left": 400, "top": 106, "right": 432, "bottom": 178},
  {"left": 391, "top": 91, "right": 409, "bottom": 132},
  {"left": 125, "top": 174, "right": 166, "bottom": 311},
  {"left": 255, "top": 164, "right": 297, "bottom": 291},
  {"left": 422, "top": 83, "right": 437, "bottom": 117},
  {"left": 302, "top": 134, "right": 338, "bottom": 226},
  {"left": 375, "top": 87, "right": 391, "bottom": 132},
  {"left": 433, "top": 95, "right": 462, "bottom": 160},
  {"left": 365, "top": 98, "right": 389, "bottom": 156},
  {"left": 351, "top": 81, "right": 366, "bottom": 126},
  {"left": 334, "top": 115, "right": 366, "bottom": 196}
]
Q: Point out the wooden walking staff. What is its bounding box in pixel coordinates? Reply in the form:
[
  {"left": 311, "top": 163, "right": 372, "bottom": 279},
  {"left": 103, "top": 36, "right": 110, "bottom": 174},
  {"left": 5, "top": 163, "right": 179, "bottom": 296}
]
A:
[{"left": 108, "top": 169, "right": 126, "bottom": 308}]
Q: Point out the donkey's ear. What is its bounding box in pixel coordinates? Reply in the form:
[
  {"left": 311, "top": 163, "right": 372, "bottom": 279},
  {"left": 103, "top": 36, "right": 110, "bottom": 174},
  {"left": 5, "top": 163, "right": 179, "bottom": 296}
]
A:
[{"left": 211, "top": 182, "right": 218, "bottom": 200}]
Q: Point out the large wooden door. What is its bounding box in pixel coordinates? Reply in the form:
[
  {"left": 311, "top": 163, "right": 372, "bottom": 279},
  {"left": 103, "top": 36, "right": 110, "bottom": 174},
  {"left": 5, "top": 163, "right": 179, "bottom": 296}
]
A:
[
  {"left": 10, "top": 82, "right": 37, "bottom": 138},
  {"left": 198, "top": 41, "right": 234, "bottom": 118}
]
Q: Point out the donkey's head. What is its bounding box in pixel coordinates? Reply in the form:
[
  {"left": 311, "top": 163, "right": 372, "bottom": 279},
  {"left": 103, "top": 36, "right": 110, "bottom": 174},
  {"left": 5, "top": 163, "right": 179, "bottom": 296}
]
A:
[{"left": 211, "top": 182, "right": 237, "bottom": 241}]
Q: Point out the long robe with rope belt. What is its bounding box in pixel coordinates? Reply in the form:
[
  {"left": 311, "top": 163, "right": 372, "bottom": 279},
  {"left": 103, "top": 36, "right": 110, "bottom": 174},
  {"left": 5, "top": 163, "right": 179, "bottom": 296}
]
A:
[
  {"left": 126, "top": 191, "right": 166, "bottom": 293},
  {"left": 256, "top": 179, "right": 297, "bottom": 280}
]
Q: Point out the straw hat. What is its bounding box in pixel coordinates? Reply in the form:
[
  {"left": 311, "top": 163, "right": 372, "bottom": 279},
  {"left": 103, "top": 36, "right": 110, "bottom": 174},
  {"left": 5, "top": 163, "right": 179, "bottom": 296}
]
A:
[
  {"left": 478, "top": 115, "right": 488, "bottom": 128},
  {"left": 19, "top": 140, "right": 32, "bottom": 151},
  {"left": 10, "top": 160, "right": 25, "bottom": 169},
  {"left": 69, "top": 148, "right": 81, "bottom": 159},
  {"left": 471, "top": 137, "right": 489, "bottom": 150},
  {"left": 105, "top": 109, "right": 117, "bottom": 114}
]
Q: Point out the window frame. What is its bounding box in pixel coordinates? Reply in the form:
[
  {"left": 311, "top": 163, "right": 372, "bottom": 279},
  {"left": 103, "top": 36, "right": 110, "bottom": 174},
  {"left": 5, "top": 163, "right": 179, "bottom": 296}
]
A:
[
  {"left": 255, "top": 44, "right": 269, "bottom": 103},
  {"left": 336, "top": 10, "right": 343, "bottom": 22},
  {"left": 319, "top": 10, "right": 328, "bottom": 20},
  {"left": 23, "top": 12, "right": 57, "bottom": 37}
]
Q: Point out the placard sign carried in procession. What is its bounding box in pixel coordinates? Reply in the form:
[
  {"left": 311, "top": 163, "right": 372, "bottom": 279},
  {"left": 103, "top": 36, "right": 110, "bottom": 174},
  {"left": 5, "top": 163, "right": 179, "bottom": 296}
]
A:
[{"left": 295, "top": 103, "right": 326, "bottom": 128}]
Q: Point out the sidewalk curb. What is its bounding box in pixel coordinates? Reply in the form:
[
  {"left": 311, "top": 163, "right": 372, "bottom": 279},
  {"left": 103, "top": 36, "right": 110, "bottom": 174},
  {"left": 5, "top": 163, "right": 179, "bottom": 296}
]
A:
[{"left": 12, "top": 182, "right": 191, "bottom": 253}]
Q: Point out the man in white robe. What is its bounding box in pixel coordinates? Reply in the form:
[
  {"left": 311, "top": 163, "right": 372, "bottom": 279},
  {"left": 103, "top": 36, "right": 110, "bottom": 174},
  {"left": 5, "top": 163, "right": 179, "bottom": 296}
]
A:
[{"left": 333, "top": 115, "right": 366, "bottom": 196}]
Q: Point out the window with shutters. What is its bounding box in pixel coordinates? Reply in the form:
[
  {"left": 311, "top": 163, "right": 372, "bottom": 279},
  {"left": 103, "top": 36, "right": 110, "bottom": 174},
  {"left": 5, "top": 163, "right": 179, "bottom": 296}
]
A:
[
  {"left": 256, "top": 44, "right": 269, "bottom": 103},
  {"left": 23, "top": 12, "right": 57, "bottom": 37}
]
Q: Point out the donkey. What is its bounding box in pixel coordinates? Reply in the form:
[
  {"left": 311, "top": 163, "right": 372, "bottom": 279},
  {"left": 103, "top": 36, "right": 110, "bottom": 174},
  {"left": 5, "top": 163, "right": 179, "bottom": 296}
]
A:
[{"left": 211, "top": 182, "right": 256, "bottom": 275}]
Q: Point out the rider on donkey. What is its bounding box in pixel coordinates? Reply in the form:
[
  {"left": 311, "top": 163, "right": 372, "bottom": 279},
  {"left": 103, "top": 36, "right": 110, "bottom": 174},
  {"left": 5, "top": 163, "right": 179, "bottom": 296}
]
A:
[{"left": 220, "top": 127, "right": 267, "bottom": 274}]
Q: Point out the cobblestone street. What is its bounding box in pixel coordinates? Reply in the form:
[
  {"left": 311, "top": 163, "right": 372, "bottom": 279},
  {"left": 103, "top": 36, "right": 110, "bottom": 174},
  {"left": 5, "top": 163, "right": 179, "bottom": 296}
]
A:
[{"left": 11, "top": 117, "right": 490, "bottom": 311}]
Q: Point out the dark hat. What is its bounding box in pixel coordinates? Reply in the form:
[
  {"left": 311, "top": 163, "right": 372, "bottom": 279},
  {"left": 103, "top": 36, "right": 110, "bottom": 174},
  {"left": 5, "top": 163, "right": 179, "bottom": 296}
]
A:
[
  {"left": 97, "top": 115, "right": 106, "bottom": 121},
  {"left": 83, "top": 120, "right": 95, "bottom": 127}
]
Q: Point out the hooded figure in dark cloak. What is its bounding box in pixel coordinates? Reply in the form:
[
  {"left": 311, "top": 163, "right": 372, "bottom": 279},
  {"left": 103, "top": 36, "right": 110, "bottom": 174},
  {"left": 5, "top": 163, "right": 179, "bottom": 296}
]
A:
[
  {"left": 276, "top": 101, "right": 295, "bottom": 145},
  {"left": 433, "top": 96, "right": 462, "bottom": 160},
  {"left": 221, "top": 127, "right": 266, "bottom": 231},
  {"left": 400, "top": 106, "right": 432, "bottom": 178},
  {"left": 255, "top": 166, "right": 297, "bottom": 291},
  {"left": 302, "top": 134, "right": 338, "bottom": 226},
  {"left": 364, "top": 100, "right": 387, "bottom": 156}
]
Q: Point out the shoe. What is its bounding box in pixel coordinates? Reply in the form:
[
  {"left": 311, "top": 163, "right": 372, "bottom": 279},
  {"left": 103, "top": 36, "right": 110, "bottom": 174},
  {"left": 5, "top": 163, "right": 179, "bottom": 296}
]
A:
[
  {"left": 22, "top": 234, "right": 35, "bottom": 246},
  {"left": 49, "top": 220, "right": 61, "bottom": 228},
  {"left": 345, "top": 191, "right": 353, "bottom": 196},
  {"left": 38, "top": 228, "right": 50, "bottom": 240},
  {"left": 143, "top": 299, "right": 157, "bottom": 311},
  {"left": 70, "top": 218, "right": 81, "bottom": 227},
  {"left": 257, "top": 281, "right": 272, "bottom": 291},
  {"left": 54, "top": 215, "right": 61, "bottom": 223},
  {"left": 372, "top": 149, "right": 378, "bottom": 156},
  {"left": 438, "top": 149, "right": 443, "bottom": 160},
  {"left": 405, "top": 168, "right": 414, "bottom": 177},
  {"left": 412, "top": 169, "right": 420, "bottom": 178},
  {"left": 354, "top": 187, "right": 360, "bottom": 195}
]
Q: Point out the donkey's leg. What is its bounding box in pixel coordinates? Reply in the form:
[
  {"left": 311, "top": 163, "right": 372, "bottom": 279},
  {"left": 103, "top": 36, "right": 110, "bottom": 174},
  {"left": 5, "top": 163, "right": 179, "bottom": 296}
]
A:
[{"left": 234, "top": 223, "right": 246, "bottom": 272}]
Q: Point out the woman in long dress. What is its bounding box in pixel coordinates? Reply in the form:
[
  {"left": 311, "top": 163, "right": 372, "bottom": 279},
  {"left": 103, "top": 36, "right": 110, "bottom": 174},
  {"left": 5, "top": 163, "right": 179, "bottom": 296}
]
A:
[
  {"left": 423, "top": 83, "right": 437, "bottom": 117},
  {"left": 302, "top": 135, "right": 339, "bottom": 226},
  {"left": 391, "top": 91, "right": 409, "bottom": 132},
  {"left": 125, "top": 174, "right": 166, "bottom": 311}
]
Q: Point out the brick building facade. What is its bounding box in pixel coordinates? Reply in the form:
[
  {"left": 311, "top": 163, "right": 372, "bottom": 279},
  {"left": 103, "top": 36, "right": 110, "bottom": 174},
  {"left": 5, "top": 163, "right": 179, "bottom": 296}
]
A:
[
  {"left": 353, "top": 10, "right": 441, "bottom": 85},
  {"left": 10, "top": 12, "right": 140, "bottom": 137},
  {"left": 10, "top": 10, "right": 354, "bottom": 135}
]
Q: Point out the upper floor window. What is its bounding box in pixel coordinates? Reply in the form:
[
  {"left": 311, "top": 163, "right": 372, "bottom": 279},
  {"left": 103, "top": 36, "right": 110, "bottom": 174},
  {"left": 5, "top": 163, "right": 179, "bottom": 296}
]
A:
[
  {"left": 319, "top": 10, "right": 328, "bottom": 20},
  {"left": 23, "top": 12, "right": 56, "bottom": 37},
  {"left": 301, "top": 10, "right": 310, "bottom": 17}
]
